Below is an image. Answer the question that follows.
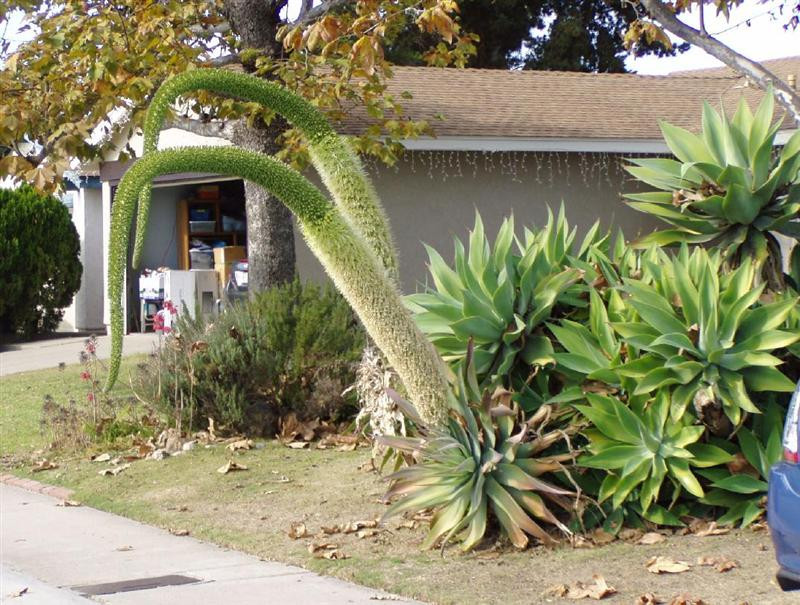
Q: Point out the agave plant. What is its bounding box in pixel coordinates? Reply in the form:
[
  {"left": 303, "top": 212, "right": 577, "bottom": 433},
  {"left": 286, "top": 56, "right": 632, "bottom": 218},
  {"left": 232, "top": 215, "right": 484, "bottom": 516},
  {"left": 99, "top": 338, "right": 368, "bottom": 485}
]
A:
[
  {"left": 624, "top": 91, "right": 800, "bottom": 283},
  {"left": 613, "top": 246, "right": 799, "bottom": 427},
  {"left": 576, "top": 390, "right": 732, "bottom": 514},
  {"left": 695, "top": 399, "right": 786, "bottom": 526},
  {"left": 405, "top": 209, "right": 611, "bottom": 410},
  {"left": 379, "top": 362, "right": 578, "bottom": 551}
]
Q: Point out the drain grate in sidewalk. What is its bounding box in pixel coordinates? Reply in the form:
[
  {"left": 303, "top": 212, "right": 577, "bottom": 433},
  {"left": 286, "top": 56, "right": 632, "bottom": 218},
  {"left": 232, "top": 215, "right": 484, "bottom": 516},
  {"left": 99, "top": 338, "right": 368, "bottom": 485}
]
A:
[{"left": 72, "top": 574, "right": 201, "bottom": 596}]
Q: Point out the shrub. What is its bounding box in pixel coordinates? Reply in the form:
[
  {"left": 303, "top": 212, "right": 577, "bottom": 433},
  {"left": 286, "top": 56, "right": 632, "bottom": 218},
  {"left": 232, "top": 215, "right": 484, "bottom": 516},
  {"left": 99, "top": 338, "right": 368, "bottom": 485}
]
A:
[
  {"left": 135, "top": 279, "right": 366, "bottom": 436},
  {"left": 0, "top": 185, "right": 82, "bottom": 336}
]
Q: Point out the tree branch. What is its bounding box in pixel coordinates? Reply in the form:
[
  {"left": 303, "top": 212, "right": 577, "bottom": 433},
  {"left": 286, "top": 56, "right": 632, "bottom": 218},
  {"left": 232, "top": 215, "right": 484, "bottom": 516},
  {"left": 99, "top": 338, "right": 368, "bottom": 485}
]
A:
[
  {"left": 640, "top": 0, "right": 800, "bottom": 124},
  {"left": 166, "top": 116, "right": 235, "bottom": 140},
  {"left": 291, "top": 0, "right": 354, "bottom": 27},
  {"left": 206, "top": 54, "right": 241, "bottom": 67}
]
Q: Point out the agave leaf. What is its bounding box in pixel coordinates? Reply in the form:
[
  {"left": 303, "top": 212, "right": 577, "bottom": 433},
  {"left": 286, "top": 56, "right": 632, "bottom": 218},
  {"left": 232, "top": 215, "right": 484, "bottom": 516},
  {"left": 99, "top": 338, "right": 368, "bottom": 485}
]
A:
[
  {"left": 711, "top": 474, "right": 768, "bottom": 494},
  {"left": 667, "top": 458, "right": 704, "bottom": 498},
  {"left": 687, "top": 443, "right": 734, "bottom": 468},
  {"left": 701, "top": 101, "right": 726, "bottom": 164},
  {"left": 721, "top": 183, "right": 759, "bottom": 225},
  {"left": 659, "top": 121, "right": 714, "bottom": 164},
  {"left": 493, "top": 462, "right": 572, "bottom": 495},
  {"left": 742, "top": 366, "right": 796, "bottom": 392},
  {"left": 420, "top": 484, "right": 471, "bottom": 550}
]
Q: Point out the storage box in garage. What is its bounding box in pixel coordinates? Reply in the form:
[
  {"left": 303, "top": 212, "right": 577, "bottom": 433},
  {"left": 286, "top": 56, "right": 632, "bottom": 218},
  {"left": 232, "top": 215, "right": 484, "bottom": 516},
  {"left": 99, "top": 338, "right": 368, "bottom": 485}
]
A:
[{"left": 213, "top": 245, "right": 246, "bottom": 287}]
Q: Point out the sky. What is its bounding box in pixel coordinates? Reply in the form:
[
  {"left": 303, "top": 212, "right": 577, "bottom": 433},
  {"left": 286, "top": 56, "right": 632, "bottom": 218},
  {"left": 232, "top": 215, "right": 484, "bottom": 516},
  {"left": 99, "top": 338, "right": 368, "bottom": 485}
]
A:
[{"left": 1, "top": 1, "right": 798, "bottom": 75}]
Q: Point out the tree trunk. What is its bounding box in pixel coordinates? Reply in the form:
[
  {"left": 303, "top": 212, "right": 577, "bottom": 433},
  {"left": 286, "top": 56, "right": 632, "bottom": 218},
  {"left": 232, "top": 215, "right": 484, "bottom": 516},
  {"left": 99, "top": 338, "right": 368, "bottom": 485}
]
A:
[{"left": 224, "top": 0, "right": 296, "bottom": 293}]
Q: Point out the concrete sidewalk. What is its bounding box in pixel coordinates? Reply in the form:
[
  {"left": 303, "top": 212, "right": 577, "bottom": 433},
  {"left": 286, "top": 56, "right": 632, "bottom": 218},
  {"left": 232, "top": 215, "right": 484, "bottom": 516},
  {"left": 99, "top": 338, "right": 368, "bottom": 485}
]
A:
[
  {"left": 1, "top": 481, "right": 421, "bottom": 604},
  {"left": 0, "top": 333, "right": 160, "bottom": 377}
]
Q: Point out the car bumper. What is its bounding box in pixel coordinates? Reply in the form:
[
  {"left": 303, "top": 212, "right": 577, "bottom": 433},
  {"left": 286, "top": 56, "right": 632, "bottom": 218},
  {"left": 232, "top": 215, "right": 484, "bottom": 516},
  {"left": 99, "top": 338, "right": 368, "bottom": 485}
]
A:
[{"left": 768, "top": 462, "right": 800, "bottom": 585}]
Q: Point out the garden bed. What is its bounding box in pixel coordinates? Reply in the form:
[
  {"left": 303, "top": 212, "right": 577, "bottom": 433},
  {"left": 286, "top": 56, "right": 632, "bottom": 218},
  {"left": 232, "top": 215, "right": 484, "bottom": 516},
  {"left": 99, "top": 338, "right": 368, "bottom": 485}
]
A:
[{"left": 0, "top": 363, "right": 793, "bottom": 604}]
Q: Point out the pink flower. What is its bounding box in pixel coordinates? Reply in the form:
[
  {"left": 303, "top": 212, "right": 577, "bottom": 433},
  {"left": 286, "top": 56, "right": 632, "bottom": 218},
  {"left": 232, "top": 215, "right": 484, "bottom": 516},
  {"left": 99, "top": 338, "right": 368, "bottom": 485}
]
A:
[
  {"left": 163, "top": 300, "right": 177, "bottom": 315},
  {"left": 80, "top": 371, "right": 91, "bottom": 381},
  {"left": 87, "top": 392, "right": 95, "bottom": 402}
]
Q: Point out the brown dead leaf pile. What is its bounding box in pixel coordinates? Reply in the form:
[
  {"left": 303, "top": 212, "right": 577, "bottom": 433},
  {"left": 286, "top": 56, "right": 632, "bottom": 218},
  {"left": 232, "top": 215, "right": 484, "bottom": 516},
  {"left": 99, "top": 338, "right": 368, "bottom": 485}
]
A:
[{"left": 545, "top": 575, "right": 616, "bottom": 600}]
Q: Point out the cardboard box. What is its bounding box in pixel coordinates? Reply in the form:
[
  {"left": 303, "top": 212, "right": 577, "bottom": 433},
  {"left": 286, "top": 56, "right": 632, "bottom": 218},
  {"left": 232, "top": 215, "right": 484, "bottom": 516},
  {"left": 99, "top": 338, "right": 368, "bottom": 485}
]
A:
[{"left": 213, "top": 246, "right": 246, "bottom": 287}]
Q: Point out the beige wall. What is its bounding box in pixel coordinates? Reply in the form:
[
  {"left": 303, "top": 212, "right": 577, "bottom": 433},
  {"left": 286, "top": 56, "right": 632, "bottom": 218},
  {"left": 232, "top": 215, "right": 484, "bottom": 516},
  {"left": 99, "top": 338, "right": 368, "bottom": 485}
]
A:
[{"left": 294, "top": 150, "right": 661, "bottom": 293}]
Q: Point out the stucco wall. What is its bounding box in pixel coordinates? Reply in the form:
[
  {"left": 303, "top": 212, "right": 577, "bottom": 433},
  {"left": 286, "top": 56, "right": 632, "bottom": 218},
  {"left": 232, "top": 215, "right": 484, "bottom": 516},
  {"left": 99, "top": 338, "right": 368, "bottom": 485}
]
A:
[{"left": 294, "top": 150, "right": 661, "bottom": 292}]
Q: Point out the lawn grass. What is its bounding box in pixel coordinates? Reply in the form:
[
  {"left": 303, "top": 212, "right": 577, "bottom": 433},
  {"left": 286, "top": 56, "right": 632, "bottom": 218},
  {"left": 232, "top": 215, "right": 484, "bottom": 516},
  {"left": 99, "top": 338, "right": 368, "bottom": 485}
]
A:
[{"left": 1, "top": 361, "right": 795, "bottom": 604}]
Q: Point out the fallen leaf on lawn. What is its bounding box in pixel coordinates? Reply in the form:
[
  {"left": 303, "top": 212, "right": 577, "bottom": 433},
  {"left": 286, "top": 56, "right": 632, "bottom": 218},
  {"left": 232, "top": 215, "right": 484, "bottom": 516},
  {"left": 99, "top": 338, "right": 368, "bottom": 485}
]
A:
[
  {"left": 169, "top": 528, "right": 190, "bottom": 536},
  {"left": 668, "top": 595, "right": 707, "bottom": 605},
  {"left": 31, "top": 459, "right": 58, "bottom": 472},
  {"left": 544, "top": 574, "right": 616, "bottom": 600},
  {"left": 357, "top": 529, "right": 379, "bottom": 539},
  {"left": 341, "top": 520, "right": 379, "bottom": 534},
  {"left": 216, "top": 460, "right": 248, "bottom": 474},
  {"left": 307, "top": 541, "right": 338, "bottom": 553},
  {"left": 288, "top": 522, "right": 309, "bottom": 539},
  {"left": 636, "top": 593, "right": 665, "bottom": 605},
  {"left": 619, "top": 528, "right": 644, "bottom": 542},
  {"left": 268, "top": 473, "right": 292, "bottom": 483},
  {"left": 91, "top": 452, "right": 112, "bottom": 463},
  {"left": 226, "top": 439, "right": 253, "bottom": 452},
  {"left": 638, "top": 532, "right": 667, "bottom": 545},
  {"left": 99, "top": 463, "right": 130, "bottom": 476},
  {"left": 56, "top": 500, "right": 81, "bottom": 507},
  {"left": 321, "top": 525, "right": 341, "bottom": 535},
  {"left": 115, "top": 545, "right": 134, "bottom": 551},
  {"left": 591, "top": 528, "right": 616, "bottom": 545},
  {"left": 689, "top": 520, "right": 729, "bottom": 537},
  {"left": 337, "top": 442, "right": 358, "bottom": 452},
  {"left": 396, "top": 520, "right": 416, "bottom": 530},
  {"left": 646, "top": 556, "right": 691, "bottom": 574},
  {"left": 286, "top": 441, "right": 309, "bottom": 449},
  {"left": 697, "top": 555, "right": 738, "bottom": 572},
  {"left": 749, "top": 521, "right": 767, "bottom": 532},
  {"left": 320, "top": 549, "right": 348, "bottom": 560},
  {"left": 279, "top": 414, "right": 320, "bottom": 443}
]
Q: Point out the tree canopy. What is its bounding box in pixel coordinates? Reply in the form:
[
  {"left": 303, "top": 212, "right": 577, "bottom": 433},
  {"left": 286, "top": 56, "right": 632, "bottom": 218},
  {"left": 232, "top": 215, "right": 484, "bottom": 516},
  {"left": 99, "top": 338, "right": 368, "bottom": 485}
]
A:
[
  {"left": 386, "top": 0, "right": 682, "bottom": 71},
  {"left": 0, "top": 0, "right": 475, "bottom": 190}
]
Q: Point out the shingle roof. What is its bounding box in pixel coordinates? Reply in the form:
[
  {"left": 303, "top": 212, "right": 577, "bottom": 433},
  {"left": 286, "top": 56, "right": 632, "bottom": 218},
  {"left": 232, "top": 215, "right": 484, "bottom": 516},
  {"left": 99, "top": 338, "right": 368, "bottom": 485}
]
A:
[{"left": 339, "top": 56, "right": 799, "bottom": 140}]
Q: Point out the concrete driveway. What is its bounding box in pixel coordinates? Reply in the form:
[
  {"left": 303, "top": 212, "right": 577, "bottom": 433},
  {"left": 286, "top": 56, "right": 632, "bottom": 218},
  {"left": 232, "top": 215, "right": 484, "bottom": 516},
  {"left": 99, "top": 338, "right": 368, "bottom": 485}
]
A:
[{"left": 0, "top": 333, "right": 160, "bottom": 377}]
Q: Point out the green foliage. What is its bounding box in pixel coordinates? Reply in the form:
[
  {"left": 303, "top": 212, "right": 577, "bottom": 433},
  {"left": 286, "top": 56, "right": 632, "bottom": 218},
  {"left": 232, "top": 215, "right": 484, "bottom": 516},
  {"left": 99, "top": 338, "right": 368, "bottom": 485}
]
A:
[
  {"left": 406, "top": 209, "right": 613, "bottom": 410},
  {"left": 624, "top": 92, "right": 800, "bottom": 284},
  {"left": 0, "top": 185, "right": 82, "bottom": 336},
  {"left": 577, "top": 390, "right": 722, "bottom": 512},
  {"left": 613, "top": 246, "right": 798, "bottom": 426},
  {"left": 137, "top": 280, "right": 365, "bottom": 434},
  {"left": 380, "top": 362, "right": 577, "bottom": 551}
]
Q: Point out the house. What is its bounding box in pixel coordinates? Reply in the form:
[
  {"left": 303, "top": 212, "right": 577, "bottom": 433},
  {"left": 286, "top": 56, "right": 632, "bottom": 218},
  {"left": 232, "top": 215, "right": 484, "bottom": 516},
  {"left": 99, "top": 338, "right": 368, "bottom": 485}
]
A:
[{"left": 64, "top": 56, "right": 800, "bottom": 333}]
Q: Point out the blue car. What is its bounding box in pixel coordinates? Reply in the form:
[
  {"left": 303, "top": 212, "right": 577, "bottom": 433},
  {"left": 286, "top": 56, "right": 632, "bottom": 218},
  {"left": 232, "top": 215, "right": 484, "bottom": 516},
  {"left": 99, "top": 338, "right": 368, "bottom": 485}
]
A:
[{"left": 768, "top": 381, "right": 800, "bottom": 591}]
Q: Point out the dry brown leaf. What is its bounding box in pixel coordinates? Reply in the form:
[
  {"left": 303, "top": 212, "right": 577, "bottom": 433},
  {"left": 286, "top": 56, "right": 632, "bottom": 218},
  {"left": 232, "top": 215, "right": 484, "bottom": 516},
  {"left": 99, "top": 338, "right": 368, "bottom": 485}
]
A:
[
  {"left": 749, "top": 521, "right": 767, "bottom": 532},
  {"left": 321, "top": 549, "right": 348, "bottom": 560},
  {"left": 697, "top": 555, "right": 738, "bottom": 572},
  {"left": 216, "top": 460, "right": 248, "bottom": 474},
  {"left": 226, "top": 439, "right": 253, "bottom": 452},
  {"left": 337, "top": 442, "right": 358, "bottom": 452},
  {"left": 591, "top": 528, "right": 616, "bottom": 545},
  {"left": 31, "top": 459, "right": 58, "bottom": 472},
  {"left": 691, "top": 520, "right": 730, "bottom": 537},
  {"left": 288, "top": 522, "right": 309, "bottom": 539},
  {"left": 571, "top": 535, "right": 593, "bottom": 549},
  {"left": 637, "top": 532, "right": 667, "bottom": 545},
  {"left": 56, "top": 500, "right": 81, "bottom": 507},
  {"left": 619, "top": 528, "right": 644, "bottom": 542},
  {"left": 320, "top": 525, "right": 341, "bottom": 535},
  {"left": 544, "top": 574, "right": 616, "bottom": 600},
  {"left": 668, "top": 595, "right": 707, "bottom": 605},
  {"left": 279, "top": 414, "right": 321, "bottom": 443},
  {"left": 646, "top": 556, "right": 691, "bottom": 574},
  {"left": 169, "top": 528, "right": 190, "bottom": 536},
  {"left": 286, "top": 441, "right": 309, "bottom": 449},
  {"left": 98, "top": 463, "right": 130, "bottom": 477},
  {"left": 396, "top": 520, "right": 416, "bottom": 530},
  {"left": 636, "top": 593, "right": 665, "bottom": 605},
  {"left": 115, "top": 545, "right": 134, "bottom": 551},
  {"left": 357, "top": 529, "right": 379, "bottom": 539},
  {"left": 91, "top": 452, "right": 112, "bottom": 463},
  {"left": 307, "top": 541, "right": 338, "bottom": 553}
]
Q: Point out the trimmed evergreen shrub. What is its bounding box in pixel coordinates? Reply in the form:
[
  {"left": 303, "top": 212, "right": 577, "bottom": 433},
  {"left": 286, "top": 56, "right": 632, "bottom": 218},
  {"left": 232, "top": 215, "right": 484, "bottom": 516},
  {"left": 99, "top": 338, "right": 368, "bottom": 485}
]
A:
[
  {"left": 135, "top": 279, "right": 366, "bottom": 436},
  {"left": 0, "top": 185, "right": 82, "bottom": 336}
]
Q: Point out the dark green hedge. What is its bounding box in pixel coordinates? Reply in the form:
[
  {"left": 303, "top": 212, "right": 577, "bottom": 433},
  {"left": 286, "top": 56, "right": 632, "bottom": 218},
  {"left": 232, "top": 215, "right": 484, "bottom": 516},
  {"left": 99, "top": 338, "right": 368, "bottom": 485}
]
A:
[{"left": 0, "top": 185, "right": 82, "bottom": 336}]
